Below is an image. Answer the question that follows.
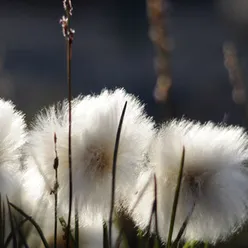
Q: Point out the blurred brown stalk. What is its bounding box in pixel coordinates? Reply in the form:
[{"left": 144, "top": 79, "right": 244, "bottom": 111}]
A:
[
  {"left": 147, "top": 0, "right": 172, "bottom": 103},
  {"left": 223, "top": 42, "right": 248, "bottom": 127},
  {"left": 223, "top": 42, "right": 246, "bottom": 105}
]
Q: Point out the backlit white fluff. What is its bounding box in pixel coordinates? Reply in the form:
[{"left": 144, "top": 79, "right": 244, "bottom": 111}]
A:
[
  {"left": 131, "top": 119, "right": 248, "bottom": 243},
  {"left": 0, "top": 98, "right": 26, "bottom": 198},
  {"left": 23, "top": 88, "right": 154, "bottom": 218},
  {"left": 0, "top": 99, "right": 26, "bottom": 244}
]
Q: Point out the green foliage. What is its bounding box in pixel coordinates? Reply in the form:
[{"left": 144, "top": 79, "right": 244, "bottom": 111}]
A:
[
  {"left": 8, "top": 201, "right": 49, "bottom": 248},
  {"left": 109, "top": 101, "right": 127, "bottom": 248},
  {"left": 167, "top": 147, "right": 185, "bottom": 248},
  {"left": 103, "top": 221, "right": 109, "bottom": 248}
]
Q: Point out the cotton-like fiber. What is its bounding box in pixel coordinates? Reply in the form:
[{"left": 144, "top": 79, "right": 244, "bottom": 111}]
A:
[
  {"left": 23, "top": 88, "right": 155, "bottom": 220},
  {"left": 131, "top": 119, "right": 248, "bottom": 243}
]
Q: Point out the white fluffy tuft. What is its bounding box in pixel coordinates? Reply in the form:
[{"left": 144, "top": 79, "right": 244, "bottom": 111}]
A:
[
  {"left": 0, "top": 98, "right": 26, "bottom": 198},
  {"left": 23, "top": 88, "right": 155, "bottom": 219},
  {"left": 0, "top": 98, "right": 26, "bottom": 241},
  {"left": 131, "top": 119, "right": 248, "bottom": 243}
]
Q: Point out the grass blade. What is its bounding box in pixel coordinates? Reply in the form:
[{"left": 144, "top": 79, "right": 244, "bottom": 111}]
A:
[
  {"left": 2, "top": 200, "right": 5, "bottom": 246},
  {"left": 166, "top": 147, "right": 185, "bottom": 248},
  {"left": 6, "top": 196, "right": 17, "bottom": 248},
  {"left": 13, "top": 215, "right": 29, "bottom": 248},
  {"left": 108, "top": 101, "right": 127, "bottom": 248},
  {"left": 103, "top": 221, "right": 109, "bottom": 248},
  {"left": 153, "top": 175, "right": 158, "bottom": 236},
  {"left": 8, "top": 201, "right": 49, "bottom": 248},
  {"left": 0, "top": 194, "right": 3, "bottom": 247},
  {"left": 147, "top": 200, "right": 155, "bottom": 235},
  {"left": 172, "top": 203, "right": 195, "bottom": 248},
  {"left": 114, "top": 173, "right": 153, "bottom": 248},
  {"left": 4, "top": 219, "right": 28, "bottom": 247},
  {"left": 114, "top": 230, "right": 124, "bottom": 248},
  {"left": 153, "top": 237, "right": 160, "bottom": 248},
  {"left": 113, "top": 212, "right": 129, "bottom": 248},
  {"left": 146, "top": 200, "right": 156, "bottom": 248},
  {"left": 146, "top": 174, "right": 159, "bottom": 248},
  {"left": 183, "top": 241, "right": 197, "bottom": 248},
  {"left": 74, "top": 200, "right": 79, "bottom": 248},
  {"left": 153, "top": 175, "right": 160, "bottom": 248}
]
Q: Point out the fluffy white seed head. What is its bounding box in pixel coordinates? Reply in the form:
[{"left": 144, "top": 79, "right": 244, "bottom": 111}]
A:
[
  {"left": 131, "top": 119, "right": 248, "bottom": 243},
  {"left": 0, "top": 99, "right": 26, "bottom": 241},
  {"left": 0, "top": 98, "right": 26, "bottom": 198},
  {"left": 0, "top": 99, "right": 26, "bottom": 168},
  {"left": 23, "top": 88, "right": 155, "bottom": 218}
]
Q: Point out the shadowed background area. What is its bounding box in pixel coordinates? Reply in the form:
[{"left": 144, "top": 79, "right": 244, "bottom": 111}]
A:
[{"left": 2, "top": 0, "right": 248, "bottom": 124}]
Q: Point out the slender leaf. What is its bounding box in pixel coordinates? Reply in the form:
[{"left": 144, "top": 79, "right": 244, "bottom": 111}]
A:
[
  {"left": 13, "top": 215, "right": 29, "bottom": 248},
  {"left": 2, "top": 200, "right": 5, "bottom": 246},
  {"left": 0, "top": 194, "right": 3, "bottom": 247},
  {"left": 6, "top": 197, "right": 17, "bottom": 248},
  {"left": 183, "top": 241, "right": 197, "bottom": 248},
  {"left": 153, "top": 175, "right": 158, "bottom": 236},
  {"left": 8, "top": 201, "right": 49, "bottom": 248},
  {"left": 172, "top": 203, "right": 195, "bottom": 247},
  {"left": 166, "top": 147, "right": 185, "bottom": 248},
  {"left": 103, "top": 221, "right": 109, "bottom": 248},
  {"left": 108, "top": 101, "right": 127, "bottom": 247},
  {"left": 4, "top": 219, "right": 28, "bottom": 247},
  {"left": 114, "top": 174, "right": 153, "bottom": 248},
  {"left": 74, "top": 200, "right": 79, "bottom": 248}
]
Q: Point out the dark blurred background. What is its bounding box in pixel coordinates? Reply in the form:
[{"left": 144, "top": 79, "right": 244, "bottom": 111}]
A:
[{"left": 1, "top": 0, "right": 248, "bottom": 124}]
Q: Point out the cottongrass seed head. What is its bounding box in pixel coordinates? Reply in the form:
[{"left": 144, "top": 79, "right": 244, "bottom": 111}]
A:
[
  {"left": 0, "top": 98, "right": 26, "bottom": 198},
  {"left": 131, "top": 119, "right": 248, "bottom": 244},
  {"left": 23, "top": 88, "right": 155, "bottom": 219},
  {"left": 0, "top": 99, "right": 26, "bottom": 240}
]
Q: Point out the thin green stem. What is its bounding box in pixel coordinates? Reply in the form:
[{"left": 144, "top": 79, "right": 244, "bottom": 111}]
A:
[
  {"left": 109, "top": 101, "right": 127, "bottom": 248},
  {"left": 166, "top": 147, "right": 185, "bottom": 248},
  {"left": 172, "top": 202, "right": 195, "bottom": 247},
  {"left": 66, "top": 26, "right": 73, "bottom": 248},
  {"left": 153, "top": 175, "right": 158, "bottom": 236},
  {"left": 74, "top": 199, "right": 79, "bottom": 248},
  {"left": 103, "top": 221, "right": 109, "bottom": 248},
  {"left": 60, "top": 1, "right": 74, "bottom": 247},
  {"left": 53, "top": 132, "right": 59, "bottom": 248},
  {"left": 6, "top": 196, "right": 17, "bottom": 248},
  {"left": 4, "top": 219, "right": 28, "bottom": 247},
  {"left": 8, "top": 202, "right": 49, "bottom": 248}
]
